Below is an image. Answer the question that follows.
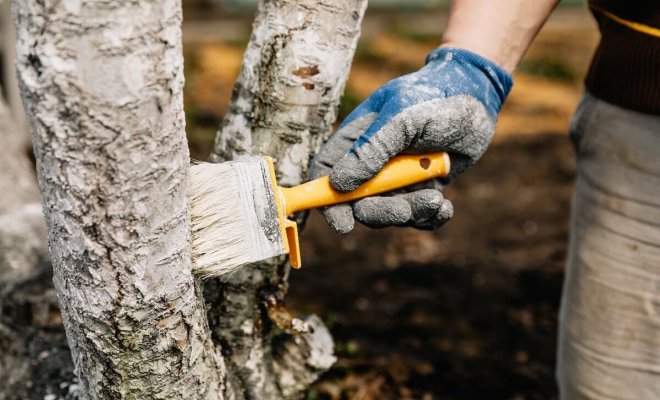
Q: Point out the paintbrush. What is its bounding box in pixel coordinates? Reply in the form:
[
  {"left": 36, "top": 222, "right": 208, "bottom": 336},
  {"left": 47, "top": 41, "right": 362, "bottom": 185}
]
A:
[{"left": 188, "top": 152, "right": 450, "bottom": 278}]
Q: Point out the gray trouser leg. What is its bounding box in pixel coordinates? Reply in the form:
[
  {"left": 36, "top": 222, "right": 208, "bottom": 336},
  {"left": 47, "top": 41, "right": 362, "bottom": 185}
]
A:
[{"left": 558, "top": 93, "right": 660, "bottom": 399}]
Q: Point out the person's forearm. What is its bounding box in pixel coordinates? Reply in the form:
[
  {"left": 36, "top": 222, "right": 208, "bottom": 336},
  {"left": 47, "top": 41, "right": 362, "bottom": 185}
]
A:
[{"left": 441, "top": 0, "right": 559, "bottom": 73}]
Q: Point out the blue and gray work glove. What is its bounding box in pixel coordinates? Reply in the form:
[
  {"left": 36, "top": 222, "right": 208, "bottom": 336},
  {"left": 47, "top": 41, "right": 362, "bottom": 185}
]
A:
[{"left": 310, "top": 48, "right": 512, "bottom": 233}]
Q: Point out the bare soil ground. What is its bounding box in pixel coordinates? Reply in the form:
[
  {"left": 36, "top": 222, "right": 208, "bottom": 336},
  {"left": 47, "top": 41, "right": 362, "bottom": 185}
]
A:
[
  {"left": 0, "top": 133, "right": 575, "bottom": 400},
  {"left": 290, "top": 133, "right": 575, "bottom": 399}
]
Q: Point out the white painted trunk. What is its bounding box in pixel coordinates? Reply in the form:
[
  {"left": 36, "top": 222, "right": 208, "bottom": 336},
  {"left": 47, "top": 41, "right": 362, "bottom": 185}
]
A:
[
  {"left": 13, "top": 1, "right": 225, "bottom": 398},
  {"left": 208, "top": 0, "right": 367, "bottom": 398},
  {"left": 7, "top": 0, "right": 366, "bottom": 397},
  {"left": 212, "top": 0, "right": 367, "bottom": 184}
]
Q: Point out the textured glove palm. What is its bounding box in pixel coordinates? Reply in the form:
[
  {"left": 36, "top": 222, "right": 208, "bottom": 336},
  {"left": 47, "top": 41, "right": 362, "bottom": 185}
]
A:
[{"left": 310, "top": 48, "right": 512, "bottom": 233}]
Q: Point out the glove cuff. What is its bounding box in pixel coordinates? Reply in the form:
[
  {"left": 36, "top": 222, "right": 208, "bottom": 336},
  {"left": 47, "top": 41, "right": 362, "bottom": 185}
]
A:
[{"left": 426, "top": 48, "right": 513, "bottom": 111}]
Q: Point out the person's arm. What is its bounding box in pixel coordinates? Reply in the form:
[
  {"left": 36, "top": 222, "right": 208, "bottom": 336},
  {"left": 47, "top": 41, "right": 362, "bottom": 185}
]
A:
[
  {"left": 310, "top": 1, "right": 559, "bottom": 234},
  {"left": 441, "top": 0, "right": 559, "bottom": 72}
]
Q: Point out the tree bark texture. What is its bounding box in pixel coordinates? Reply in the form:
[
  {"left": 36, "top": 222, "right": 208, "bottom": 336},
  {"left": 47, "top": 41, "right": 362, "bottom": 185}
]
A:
[
  {"left": 13, "top": 1, "right": 225, "bottom": 398},
  {"left": 208, "top": 0, "right": 367, "bottom": 398},
  {"left": 1, "top": 4, "right": 71, "bottom": 397}
]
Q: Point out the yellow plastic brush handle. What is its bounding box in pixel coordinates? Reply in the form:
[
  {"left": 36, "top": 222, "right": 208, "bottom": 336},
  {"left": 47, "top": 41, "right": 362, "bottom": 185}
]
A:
[{"left": 279, "top": 152, "right": 451, "bottom": 215}]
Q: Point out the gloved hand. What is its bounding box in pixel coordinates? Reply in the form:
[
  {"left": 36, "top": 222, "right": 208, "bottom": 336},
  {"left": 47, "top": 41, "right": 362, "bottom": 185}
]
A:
[{"left": 310, "top": 48, "right": 512, "bottom": 233}]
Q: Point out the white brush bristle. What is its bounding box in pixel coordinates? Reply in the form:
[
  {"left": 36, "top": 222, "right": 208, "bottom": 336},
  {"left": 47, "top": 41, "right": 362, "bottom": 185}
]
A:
[
  {"left": 188, "top": 159, "right": 286, "bottom": 278},
  {"left": 189, "top": 163, "right": 254, "bottom": 278}
]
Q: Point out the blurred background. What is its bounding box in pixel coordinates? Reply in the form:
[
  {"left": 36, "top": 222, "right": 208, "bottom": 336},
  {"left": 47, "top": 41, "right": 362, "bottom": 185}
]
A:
[{"left": 181, "top": 1, "right": 597, "bottom": 398}]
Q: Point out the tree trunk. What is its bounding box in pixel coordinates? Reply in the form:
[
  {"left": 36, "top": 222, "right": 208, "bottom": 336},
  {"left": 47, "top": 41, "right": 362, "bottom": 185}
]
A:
[
  {"left": 7, "top": 0, "right": 366, "bottom": 397},
  {"left": 13, "top": 1, "right": 225, "bottom": 398},
  {"left": 208, "top": 0, "right": 367, "bottom": 398}
]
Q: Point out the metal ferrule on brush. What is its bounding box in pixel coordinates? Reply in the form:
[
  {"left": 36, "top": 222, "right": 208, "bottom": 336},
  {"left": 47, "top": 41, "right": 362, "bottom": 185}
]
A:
[{"left": 189, "top": 152, "right": 450, "bottom": 277}]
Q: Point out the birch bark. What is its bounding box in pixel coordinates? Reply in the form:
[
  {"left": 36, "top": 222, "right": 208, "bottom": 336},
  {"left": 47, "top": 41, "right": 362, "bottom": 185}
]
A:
[
  {"left": 13, "top": 1, "right": 224, "bottom": 398},
  {"left": 208, "top": 0, "right": 367, "bottom": 398}
]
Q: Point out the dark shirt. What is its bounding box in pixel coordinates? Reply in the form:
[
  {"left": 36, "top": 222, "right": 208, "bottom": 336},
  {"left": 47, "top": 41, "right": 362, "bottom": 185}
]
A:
[{"left": 586, "top": 0, "right": 660, "bottom": 115}]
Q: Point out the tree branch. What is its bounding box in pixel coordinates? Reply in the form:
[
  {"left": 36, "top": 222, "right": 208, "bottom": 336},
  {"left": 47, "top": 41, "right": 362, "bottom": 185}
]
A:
[{"left": 208, "top": 0, "right": 367, "bottom": 398}]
